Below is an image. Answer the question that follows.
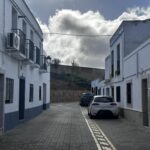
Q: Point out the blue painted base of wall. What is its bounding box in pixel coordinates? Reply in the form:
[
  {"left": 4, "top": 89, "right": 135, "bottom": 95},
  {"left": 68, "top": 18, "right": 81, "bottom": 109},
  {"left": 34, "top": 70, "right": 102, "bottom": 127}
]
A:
[
  {"left": 43, "top": 103, "right": 50, "bottom": 110},
  {"left": 4, "top": 103, "right": 50, "bottom": 132},
  {"left": 4, "top": 111, "right": 19, "bottom": 132}
]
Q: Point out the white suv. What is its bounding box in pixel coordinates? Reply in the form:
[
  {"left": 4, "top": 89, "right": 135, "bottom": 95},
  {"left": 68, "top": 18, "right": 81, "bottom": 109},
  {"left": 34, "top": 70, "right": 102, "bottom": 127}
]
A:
[{"left": 88, "top": 95, "right": 119, "bottom": 119}]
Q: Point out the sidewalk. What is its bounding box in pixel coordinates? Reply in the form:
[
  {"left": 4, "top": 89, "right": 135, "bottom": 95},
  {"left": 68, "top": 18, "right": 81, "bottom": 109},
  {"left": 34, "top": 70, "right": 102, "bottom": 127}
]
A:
[{"left": 0, "top": 103, "right": 97, "bottom": 150}]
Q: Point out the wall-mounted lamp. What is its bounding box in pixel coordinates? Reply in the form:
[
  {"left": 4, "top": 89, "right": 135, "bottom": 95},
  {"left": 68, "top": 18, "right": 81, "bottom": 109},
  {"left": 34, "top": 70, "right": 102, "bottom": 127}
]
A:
[{"left": 46, "top": 56, "right": 51, "bottom": 65}]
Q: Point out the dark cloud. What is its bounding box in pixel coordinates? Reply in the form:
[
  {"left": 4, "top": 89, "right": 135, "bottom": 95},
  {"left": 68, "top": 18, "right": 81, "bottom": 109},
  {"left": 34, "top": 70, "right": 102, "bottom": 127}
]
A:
[{"left": 26, "top": 0, "right": 149, "bottom": 23}]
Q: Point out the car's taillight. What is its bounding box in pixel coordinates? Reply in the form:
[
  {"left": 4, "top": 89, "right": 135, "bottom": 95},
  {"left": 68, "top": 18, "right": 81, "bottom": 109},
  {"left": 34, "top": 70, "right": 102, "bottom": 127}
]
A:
[
  {"left": 92, "top": 103, "right": 99, "bottom": 106},
  {"left": 110, "top": 102, "right": 117, "bottom": 106}
]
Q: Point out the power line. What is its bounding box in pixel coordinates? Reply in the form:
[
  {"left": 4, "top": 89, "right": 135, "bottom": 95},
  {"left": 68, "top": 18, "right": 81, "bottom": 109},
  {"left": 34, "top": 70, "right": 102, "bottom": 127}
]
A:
[{"left": 43, "top": 32, "right": 117, "bottom": 37}]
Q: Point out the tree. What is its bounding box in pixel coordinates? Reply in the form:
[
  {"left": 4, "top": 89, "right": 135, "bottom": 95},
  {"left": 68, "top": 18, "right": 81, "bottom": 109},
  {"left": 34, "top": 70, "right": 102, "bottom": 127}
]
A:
[
  {"left": 71, "top": 60, "right": 79, "bottom": 67},
  {"left": 52, "top": 58, "right": 61, "bottom": 68}
]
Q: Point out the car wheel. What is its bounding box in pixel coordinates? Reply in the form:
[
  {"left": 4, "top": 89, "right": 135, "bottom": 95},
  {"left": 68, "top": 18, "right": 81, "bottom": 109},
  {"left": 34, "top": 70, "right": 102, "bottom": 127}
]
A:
[
  {"left": 89, "top": 113, "right": 94, "bottom": 119},
  {"left": 114, "top": 115, "right": 119, "bottom": 119}
]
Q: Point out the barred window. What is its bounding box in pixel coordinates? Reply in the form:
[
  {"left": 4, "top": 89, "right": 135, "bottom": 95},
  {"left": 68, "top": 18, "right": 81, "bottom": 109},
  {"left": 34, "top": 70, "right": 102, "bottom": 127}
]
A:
[
  {"left": 5, "top": 78, "right": 14, "bottom": 104},
  {"left": 29, "top": 84, "right": 34, "bottom": 102}
]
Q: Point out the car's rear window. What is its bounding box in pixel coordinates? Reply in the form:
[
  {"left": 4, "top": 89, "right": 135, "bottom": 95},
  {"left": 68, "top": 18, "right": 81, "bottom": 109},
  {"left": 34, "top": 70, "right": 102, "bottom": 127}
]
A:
[
  {"left": 82, "top": 93, "right": 93, "bottom": 98},
  {"left": 94, "top": 97, "right": 113, "bottom": 103}
]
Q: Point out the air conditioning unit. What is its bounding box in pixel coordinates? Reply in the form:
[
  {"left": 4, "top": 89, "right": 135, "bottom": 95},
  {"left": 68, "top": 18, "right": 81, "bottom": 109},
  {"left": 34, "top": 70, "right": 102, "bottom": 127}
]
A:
[{"left": 7, "top": 32, "right": 20, "bottom": 51}]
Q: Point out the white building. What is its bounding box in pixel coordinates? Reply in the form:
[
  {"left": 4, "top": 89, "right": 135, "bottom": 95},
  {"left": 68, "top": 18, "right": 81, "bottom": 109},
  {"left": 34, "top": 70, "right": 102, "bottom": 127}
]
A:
[
  {"left": 91, "top": 79, "right": 101, "bottom": 95},
  {"left": 92, "top": 19, "right": 150, "bottom": 126},
  {"left": 0, "top": 0, "right": 50, "bottom": 133},
  {"left": 122, "top": 38, "right": 150, "bottom": 126}
]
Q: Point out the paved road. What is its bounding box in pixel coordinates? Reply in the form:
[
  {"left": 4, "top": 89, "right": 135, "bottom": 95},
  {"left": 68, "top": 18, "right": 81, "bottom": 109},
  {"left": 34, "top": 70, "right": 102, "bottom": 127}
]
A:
[
  {"left": 1, "top": 102, "right": 150, "bottom": 150},
  {"left": 0, "top": 103, "right": 98, "bottom": 150},
  {"left": 95, "top": 115, "right": 150, "bottom": 150}
]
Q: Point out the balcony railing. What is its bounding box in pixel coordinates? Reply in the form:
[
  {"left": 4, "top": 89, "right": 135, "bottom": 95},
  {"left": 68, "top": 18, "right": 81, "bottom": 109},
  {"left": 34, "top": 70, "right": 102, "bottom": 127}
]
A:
[
  {"left": 111, "top": 64, "right": 114, "bottom": 78},
  {"left": 26, "top": 39, "right": 34, "bottom": 62},
  {"left": 36, "top": 47, "right": 40, "bottom": 65},
  {"left": 40, "top": 55, "right": 47, "bottom": 71},
  {"left": 116, "top": 60, "right": 120, "bottom": 75},
  {"left": 12, "top": 29, "right": 26, "bottom": 55}
]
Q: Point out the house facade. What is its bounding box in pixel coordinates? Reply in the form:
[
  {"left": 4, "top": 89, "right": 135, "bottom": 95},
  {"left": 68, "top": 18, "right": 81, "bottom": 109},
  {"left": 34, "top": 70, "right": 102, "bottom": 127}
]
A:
[
  {"left": 0, "top": 0, "right": 50, "bottom": 133},
  {"left": 92, "top": 20, "right": 150, "bottom": 126}
]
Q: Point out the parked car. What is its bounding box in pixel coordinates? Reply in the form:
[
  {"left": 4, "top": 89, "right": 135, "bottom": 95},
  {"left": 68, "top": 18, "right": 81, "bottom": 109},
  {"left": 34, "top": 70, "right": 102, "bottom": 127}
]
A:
[
  {"left": 80, "top": 93, "right": 94, "bottom": 106},
  {"left": 88, "top": 95, "right": 119, "bottom": 119}
]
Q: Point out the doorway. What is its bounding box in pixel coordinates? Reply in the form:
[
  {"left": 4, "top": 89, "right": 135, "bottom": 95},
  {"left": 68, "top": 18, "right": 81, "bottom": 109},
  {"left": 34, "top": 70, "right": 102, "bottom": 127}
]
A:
[
  {"left": 19, "top": 78, "right": 25, "bottom": 120},
  {"left": 43, "top": 83, "right": 47, "bottom": 110},
  {"left": 142, "top": 79, "right": 149, "bottom": 126},
  {"left": 0, "top": 74, "right": 4, "bottom": 129}
]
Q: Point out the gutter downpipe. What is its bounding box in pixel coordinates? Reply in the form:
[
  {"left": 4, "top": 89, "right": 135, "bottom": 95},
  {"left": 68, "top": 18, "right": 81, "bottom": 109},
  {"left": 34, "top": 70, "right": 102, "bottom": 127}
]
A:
[{"left": 2, "top": 0, "right": 6, "bottom": 134}]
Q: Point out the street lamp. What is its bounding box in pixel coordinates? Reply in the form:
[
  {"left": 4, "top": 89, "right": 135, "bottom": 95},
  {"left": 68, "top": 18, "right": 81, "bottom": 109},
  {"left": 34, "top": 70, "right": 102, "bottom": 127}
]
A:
[{"left": 46, "top": 56, "right": 51, "bottom": 65}]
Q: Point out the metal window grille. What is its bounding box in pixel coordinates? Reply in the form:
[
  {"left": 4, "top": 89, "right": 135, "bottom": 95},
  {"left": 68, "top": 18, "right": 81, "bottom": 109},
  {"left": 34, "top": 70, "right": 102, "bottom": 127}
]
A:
[{"left": 5, "top": 78, "right": 14, "bottom": 104}]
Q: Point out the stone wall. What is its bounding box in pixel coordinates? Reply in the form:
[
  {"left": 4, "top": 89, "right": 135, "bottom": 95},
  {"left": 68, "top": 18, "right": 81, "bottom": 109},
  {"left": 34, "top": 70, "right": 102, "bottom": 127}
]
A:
[{"left": 51, "top": 90, "right": 88, "bottom": 103}]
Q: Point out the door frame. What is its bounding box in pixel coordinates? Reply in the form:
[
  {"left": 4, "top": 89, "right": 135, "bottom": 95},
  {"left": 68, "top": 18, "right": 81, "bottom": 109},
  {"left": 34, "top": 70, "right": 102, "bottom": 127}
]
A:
[
  {"left": 19, "top": 77, "right": 26, "bottom": 120},
  {"left": 141, "top": 77, "right": 149, "bottom": 126},
  {"left": 0, "top": 73, "right": 5, "bottom": 133},
  {"left": 43, "top": 83, "right": 47, "bottom": 110}
]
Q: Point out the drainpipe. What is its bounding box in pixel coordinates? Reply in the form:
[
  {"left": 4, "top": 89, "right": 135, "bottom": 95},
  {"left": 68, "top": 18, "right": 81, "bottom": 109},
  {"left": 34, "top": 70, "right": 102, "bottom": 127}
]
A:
[
  {"left": 136, "top": 53, "right": 139, "bottom": 77},
  {"left": 2, "top": 0, "right": 5, "bottom": 65},
  {"left": 2, "top": 0, "right": 5, "bottom": 134}
]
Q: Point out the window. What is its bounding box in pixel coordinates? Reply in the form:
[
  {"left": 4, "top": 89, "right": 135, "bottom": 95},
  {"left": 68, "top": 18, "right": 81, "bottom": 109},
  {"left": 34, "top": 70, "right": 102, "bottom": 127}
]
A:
[
  {"left": 30, "top": 30, "right": 34, "bottom": 42},
  {"left": 95, "top": 87, "right": 98, "bottom": 95},
  {"left": 116, "top": 86, "right": 121, "bottom": 102},
  {"left": 22, "top": 20, "right": 27, "bottom": 35},
  {"left": 5, "top": 78, "right": 14, "bottom": 104},
  {"left": 39, "top": 86, "right": 42, "bottom": 101},
  {"left": 116, "top": 44, "right": 120, "bottom": 75},
  {"left": 12, "top": 7, "right": 17, "bottom": 29},
  {"left": 43, "top": 83, "right": 47, "bottom": 102},
  {"left": 39, "top": 42, "right": 42, "bottom": 50},
  {"left": 127, "top": 82, "right": 132, "bottom": 104},
  {"left": 98, "top": 88, "right": 101, "bottom": 95},
  {"left": 111, "top": 86, "right": 114, "bottom": 98},
  {"left": 111, "top": 50, "right": 114, "bottom": 77},
  {"left": 94, "top": 97, "right": 114, "bottom": 103},
  {"left": 103, "top": 88, "right": 105, "bottom": 95},
  {"left": 29, "top": 84, "right": 34, "bottom": 102},
  {"left": 106, "top": 88, "right": 110, "bottom": 96}
]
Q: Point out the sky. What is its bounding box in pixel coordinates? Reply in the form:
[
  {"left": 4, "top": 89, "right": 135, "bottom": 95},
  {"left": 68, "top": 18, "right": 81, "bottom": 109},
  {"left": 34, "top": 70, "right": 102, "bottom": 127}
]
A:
[{"left": 25, "top": 0, "right": 150, "bottom": 68}]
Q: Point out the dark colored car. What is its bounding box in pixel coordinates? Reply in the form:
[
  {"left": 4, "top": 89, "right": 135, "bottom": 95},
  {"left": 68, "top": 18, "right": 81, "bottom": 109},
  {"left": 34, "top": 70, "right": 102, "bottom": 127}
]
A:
[{"left": 80, "top": 93, "right": 94, "bottom": 106}]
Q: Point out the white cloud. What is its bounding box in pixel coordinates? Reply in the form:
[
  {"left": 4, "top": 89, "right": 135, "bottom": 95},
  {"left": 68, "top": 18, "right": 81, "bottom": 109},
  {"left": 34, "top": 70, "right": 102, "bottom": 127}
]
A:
[{"left": 38, "top": 7, "right": 150, "bottom": 68}]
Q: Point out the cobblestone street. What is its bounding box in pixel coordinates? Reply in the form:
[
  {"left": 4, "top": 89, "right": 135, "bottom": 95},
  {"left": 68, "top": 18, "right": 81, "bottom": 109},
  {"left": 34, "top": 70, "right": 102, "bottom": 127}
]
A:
[
  {"left": 1, "top": 102, "right": 150, "bottom": 150},
  {"left": 0, "top": 103, "right": 98, "bottom": 150}
]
